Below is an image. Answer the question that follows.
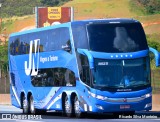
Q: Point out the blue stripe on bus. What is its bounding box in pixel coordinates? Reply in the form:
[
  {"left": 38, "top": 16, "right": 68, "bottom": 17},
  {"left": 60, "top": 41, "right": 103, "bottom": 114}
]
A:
[
  {"left": 43, "top": 87, "right": 62, "bottom": 109},
  {"left": 78, "top": 49, "right": 149, "bottom": 59}
]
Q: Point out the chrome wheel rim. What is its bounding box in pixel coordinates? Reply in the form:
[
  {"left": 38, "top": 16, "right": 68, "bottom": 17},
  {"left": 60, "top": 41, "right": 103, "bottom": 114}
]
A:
[
  {"left": 74, "top": 97, "right": 81, "bottom": 116},
  {"left": 23, "top": 97, "right": 28, "bottom": 113},
  {"left": 30, "top": 97, "right": 35, "bottom": 114},
  {"left": 65, "top": 97, "right": 71, "bottom": 114}
]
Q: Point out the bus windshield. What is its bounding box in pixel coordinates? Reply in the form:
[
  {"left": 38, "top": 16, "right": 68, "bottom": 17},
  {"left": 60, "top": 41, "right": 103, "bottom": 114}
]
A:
[
  {"left": 93, "top": 57, "right": 150, "bottom": 90},
  {"left": 87, "top": 23, "right": 148, "bottom": 53}
]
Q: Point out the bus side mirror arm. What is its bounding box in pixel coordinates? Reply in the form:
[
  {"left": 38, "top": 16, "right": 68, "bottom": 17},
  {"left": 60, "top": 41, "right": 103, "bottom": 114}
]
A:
[
  {"left": 77, "top": 49, "right": 94, "bottom": 69},
  {"left": 149, "top": 47, "right": 160, "bottom": 67},
  {"left": 62, "top": 44, "right": 71, "bottom": 52}
]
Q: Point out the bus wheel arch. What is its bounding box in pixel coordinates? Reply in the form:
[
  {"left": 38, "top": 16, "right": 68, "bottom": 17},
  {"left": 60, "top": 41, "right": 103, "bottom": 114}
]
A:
[
  {"left": 27, "top": 92, "right": 46, "bottom": 114},
  {"left": 27, "top": 92, "right": 32, "bottom": 114},
  {"left": 27, "top": 92, "right": 32, "bottom": 101},
  {"left": 20, "top": 92, "right": 25, "bottom": 109},
  {"left": 62, "top": 92, "right": 67, "bottom": 115},
  {"left": 70, "top": 92, "right": 77, "bottom": 115}
]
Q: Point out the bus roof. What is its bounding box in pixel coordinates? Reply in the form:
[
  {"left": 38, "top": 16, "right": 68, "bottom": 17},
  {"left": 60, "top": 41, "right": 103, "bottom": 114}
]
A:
[
  {"left": 73, "top": 18, "right": 139, "bottom": 24},
  {"left": 9, "top": 18, "right": 139, "bottom": 37}
]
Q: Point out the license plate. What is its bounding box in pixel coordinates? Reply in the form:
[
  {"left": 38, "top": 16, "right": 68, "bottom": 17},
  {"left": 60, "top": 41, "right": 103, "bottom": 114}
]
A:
[{"left": 120, "top": 105, "right": 130, "bottom": 109}]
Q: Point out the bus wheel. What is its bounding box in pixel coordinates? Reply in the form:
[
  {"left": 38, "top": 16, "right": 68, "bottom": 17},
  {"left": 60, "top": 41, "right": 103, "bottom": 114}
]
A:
[
  {"left": 74, "top": 96, "right": 82, "bottom": 118},
  {"left": 29, "top": 95, "right": 36, "bottom": 114},
  {"left": 22, "top": 96, "right": 29, "bottom": 114},
  {"left": 64, "top": 95, "right": 72, "bottom": 117}
]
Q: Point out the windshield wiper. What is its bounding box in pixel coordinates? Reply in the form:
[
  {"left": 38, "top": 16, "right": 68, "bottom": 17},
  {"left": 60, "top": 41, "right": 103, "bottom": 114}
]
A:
[
  {"left": 96, "top": 85, "right": 125, "bottom": 90},
  {"left": 131, "top": 83, "right": 148, "bottom": 87},
  {"left": 109, "top": 85, "right": 125, "bottom": 88}
]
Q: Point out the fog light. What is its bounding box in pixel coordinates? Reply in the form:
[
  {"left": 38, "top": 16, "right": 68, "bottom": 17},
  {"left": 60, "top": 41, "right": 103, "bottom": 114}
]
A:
[
  {"left": 95, "top": 104, "right": 104, "bottom": 110},
  {"left": 145, "top": 103, "right": 152, "bottom": 108}
]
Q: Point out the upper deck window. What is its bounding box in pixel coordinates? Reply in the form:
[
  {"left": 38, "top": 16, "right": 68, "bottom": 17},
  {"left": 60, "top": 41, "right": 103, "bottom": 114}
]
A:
[
  {"left": 9, "top": 27, "right": 70, "bottom": 55},
  {"left": 87, "top": 22, "right": 148, "bottom": 53},
  {"left": 72, "top": 23, "right": 89, "bottom": 49}
]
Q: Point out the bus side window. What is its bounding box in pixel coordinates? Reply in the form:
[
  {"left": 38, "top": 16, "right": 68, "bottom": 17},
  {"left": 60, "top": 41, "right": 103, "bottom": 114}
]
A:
[
  {"left": 53, "top": 68, "right": 76, "bottom": 87},
  {"left": 78, "top": 54, "right": 90, "bottom": 86},
  {"left": 10, "top": 73, "right": 15, "bottom": 86},
  {"left": 60, "top": 29, "right": 72, "bottom": 53},
  {"left": 64, "top": 69, "right": 76, "bottom": 86},
  {"left": 82, "top": 65, "right": 90, "bottom": 86},
  {"left": 47, "top": 27, "right": 71, "bottom": 53},
  {"left": 31, "top": 68, "right": 76, "bottom": 87}
]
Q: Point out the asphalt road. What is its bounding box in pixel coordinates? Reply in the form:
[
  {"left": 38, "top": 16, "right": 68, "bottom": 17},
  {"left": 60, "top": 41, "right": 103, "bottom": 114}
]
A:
[{"left": 0, "top": 105, "right": 160, "bottom": 122}]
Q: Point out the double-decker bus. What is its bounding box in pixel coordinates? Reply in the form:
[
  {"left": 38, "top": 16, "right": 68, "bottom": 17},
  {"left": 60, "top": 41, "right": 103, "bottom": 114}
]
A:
[{"left": 8, "top": 19, "right": 160, "bottom": 117}]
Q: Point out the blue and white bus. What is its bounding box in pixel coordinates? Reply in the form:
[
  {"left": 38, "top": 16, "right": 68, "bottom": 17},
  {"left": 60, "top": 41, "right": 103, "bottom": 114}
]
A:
[{"left": 8, "top": 18, "right": 160, "bottom": 117}]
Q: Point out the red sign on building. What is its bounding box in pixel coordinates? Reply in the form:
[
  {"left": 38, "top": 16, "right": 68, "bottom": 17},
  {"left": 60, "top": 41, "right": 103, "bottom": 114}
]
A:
[{"left": 35, "top": 7, "right": 74, "bottom": 28}]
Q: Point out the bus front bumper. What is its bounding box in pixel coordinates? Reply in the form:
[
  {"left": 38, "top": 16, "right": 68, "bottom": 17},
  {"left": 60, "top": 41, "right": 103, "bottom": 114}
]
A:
[{"left": 88, "top": 93, "right": 152, "bottom": 113}]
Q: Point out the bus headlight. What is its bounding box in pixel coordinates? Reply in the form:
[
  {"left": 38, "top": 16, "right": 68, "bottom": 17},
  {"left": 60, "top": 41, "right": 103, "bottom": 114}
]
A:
[
  {"left": 96, "top": 95, "right": 107, "bottom": 100},
  {"left": 96, "top": 95, "right": 104, "bottom": 100},
  {"left": 144, "top": 93, "right": 152, "bottom": 98},
  {"left": 145, "top": 103, "right": 152, "bottom": 108},
  {"left": 88, "top": 91, "right": 96, "bottom": 98},
  {"left": 95, "top": 104, "right": 104, "bottom": 110},
  {"left": 88, "top": 91, "right": 107, "bottom": 100}
]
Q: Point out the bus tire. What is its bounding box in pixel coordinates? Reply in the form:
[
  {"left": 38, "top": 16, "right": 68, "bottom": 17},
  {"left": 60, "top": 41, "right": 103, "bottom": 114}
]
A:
[
  {"left": 29, "top": 95, "right": 36, "bottom": 114},
  {"left": 22, "top": 96, "right": 29, "bottom": 114},
  {"left": 64, "top": 95, "right": 72, "bottom": 117},
  {"left": 74, "top": 96, "right": 82, "bottom": 118}
]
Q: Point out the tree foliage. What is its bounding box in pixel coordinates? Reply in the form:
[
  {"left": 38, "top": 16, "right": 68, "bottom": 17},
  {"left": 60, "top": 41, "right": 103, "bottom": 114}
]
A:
[
  {"left": 0, "top": 0, "right": 42, "bottom": 17},
  {"left": 138, "top": 0, "right": 160, "bottom": 14},
  {"left": 0, "top": 0, "right": 70, "bottom": 17},
  {"left": 40, "top": 0, "right": 70, "bottom": 6},
  {"left": 130, "top": 0, "right": 160, "bottom": 15},
  {"left": 147, "top": 35, "right": 160, "bottom": 51},
  {"left": 0, "top": 41, "right": 8, "bottom": 75}
]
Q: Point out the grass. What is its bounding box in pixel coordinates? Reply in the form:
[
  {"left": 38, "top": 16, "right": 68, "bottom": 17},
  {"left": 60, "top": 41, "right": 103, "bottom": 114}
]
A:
[
  {"left": 1, "top": 15, "right": 35, "bottom": 34},
  {"left": 152, "top": 70, "right": 160, "bottom": 93},
  {"left": 129, "top": 0, "right": 146, "bottom": 16},
  {"left": 62, "top": 0, "right": 160, "bottom": 35},
  {"left": 63, "top": 0, "right": 137, "bottom": 19},
  {"left": 137, "top": 14, "right": 160, "bottom": 22},
  {"left": 2, "top": 20, "right": 14, "bottom": 34},
  {"left": 145, "top": 24, "right": 160, "bottom": 35},
  {"left": 147, "top": 33, "right": 160, "bottom": 42}
]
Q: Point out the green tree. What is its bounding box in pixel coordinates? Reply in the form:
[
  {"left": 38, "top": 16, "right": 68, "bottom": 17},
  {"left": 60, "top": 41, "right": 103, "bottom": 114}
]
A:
[
  {"left": 141, "top": 0, "right": 160, "bottom": 14},
  {"left": 40, "top": 0, "right": 70, "bottom": 6},
  {"left": 0, "top": 0, "right": 70, "bottom": 17},
  {"left": 0, "top": 0, "right": 42, "bottom": 17},
  {"left": 0, "top": 41, "right": 8, "bottom": 75}
]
